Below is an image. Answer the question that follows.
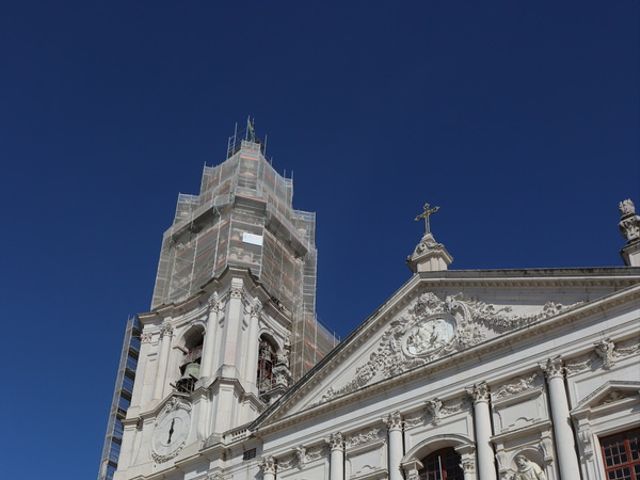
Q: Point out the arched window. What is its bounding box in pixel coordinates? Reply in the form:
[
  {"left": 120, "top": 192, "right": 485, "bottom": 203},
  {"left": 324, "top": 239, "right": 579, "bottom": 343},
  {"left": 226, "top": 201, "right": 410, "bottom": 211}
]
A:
[
  {"left": 257, "top": 337, "right": 276, "bottom": 395},
  {"left": 420, "top": 448, "right": 463, "bottom": 480},
  {"left": 175, "top": 327, "right": 203, "bottom": 394}
]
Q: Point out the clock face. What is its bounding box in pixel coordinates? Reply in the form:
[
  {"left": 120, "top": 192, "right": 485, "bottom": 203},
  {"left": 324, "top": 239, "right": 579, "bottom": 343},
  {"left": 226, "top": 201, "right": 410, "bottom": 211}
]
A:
[{"left": 152, "top": 408, "right": 191, "bottom": 460}]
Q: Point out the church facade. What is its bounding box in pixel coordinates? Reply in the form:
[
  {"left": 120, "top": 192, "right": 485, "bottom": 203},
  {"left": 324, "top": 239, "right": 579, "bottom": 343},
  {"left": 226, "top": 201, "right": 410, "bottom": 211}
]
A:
[{"left": 99, "top": 125, "right": 640, "bottom": 480}]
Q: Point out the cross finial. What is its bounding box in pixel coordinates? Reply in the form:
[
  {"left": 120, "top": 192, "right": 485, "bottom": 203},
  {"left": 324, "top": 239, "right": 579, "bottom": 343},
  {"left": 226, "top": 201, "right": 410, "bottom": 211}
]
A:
[{"left": 415, "top": 203, "right": 440, "bottom": 235}]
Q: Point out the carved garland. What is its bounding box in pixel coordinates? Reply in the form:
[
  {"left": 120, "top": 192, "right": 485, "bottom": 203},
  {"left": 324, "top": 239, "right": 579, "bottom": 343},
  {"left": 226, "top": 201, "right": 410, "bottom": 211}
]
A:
[{"left": 319, "top": 293, "right": 576, "bottom": 403}]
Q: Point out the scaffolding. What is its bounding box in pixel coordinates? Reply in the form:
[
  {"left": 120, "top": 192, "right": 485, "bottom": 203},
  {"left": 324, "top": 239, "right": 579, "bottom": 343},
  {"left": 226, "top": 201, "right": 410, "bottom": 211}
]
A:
[
  {"left": 98, "top": 316, "right": 140, "bottom": 480},
  {"left": 150, "top": 127, "right": 336, "bottom": 379}
]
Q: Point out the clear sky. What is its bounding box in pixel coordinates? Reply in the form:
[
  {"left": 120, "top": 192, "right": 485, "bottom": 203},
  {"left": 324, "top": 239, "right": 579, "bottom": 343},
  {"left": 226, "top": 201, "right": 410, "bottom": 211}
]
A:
[{"left": 0, "top": 1, "right": 638, "bottom": 478}]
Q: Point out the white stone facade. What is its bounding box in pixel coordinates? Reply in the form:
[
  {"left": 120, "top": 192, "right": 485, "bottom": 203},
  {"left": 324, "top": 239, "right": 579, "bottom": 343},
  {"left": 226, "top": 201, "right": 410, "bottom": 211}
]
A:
[
  {"left": 106, "top": 153, "right": 640, "bottom": 480},
  {"left": 112, "top": 265, "right": 640, "bottom": 480}
]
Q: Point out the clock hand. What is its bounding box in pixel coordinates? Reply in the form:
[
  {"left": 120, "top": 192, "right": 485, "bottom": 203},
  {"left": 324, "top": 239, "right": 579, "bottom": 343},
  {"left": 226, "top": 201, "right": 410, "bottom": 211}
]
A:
[{"left": 168, "top": 418, "right": 175, "bottom": 444}]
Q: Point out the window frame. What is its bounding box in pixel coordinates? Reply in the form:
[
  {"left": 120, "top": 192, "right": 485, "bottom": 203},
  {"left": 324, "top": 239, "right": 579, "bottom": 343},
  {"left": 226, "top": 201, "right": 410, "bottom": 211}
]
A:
[{"left": 599, "top": 428, "right": 640, "bottom": 480}]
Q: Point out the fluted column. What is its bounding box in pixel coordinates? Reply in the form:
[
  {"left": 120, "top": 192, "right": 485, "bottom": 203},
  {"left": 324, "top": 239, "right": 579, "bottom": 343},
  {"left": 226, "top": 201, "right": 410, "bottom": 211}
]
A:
[
  {"left": 541, "top": 357, "right": 581, "bottom": 480},
  {"left": 259, "top": 456, "right": 276, "bottom": 480},
  {"left": 384, "top": 411, "right": 404, "bottom": 480},
  {"left": 153, "top": 322, "right": 173, "bottom": 400},
  {"left": 467, "top": 382, "right": 496, "bottom": 480},
  {"left": 328, "top": 432, "right": 344, "bottom": 480},
  {"left": 244, "top": 297, "right": 262, "bottom": 390},
  {"left": 200, "top": 293, "right": 223, "bottom": 380}
]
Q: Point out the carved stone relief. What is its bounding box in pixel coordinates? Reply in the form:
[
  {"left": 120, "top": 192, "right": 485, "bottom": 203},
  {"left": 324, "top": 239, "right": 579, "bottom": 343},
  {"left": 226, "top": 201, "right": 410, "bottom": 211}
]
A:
[
  {"left": 404, "top": 395, "right": 471, "bottom": 428},
  {"left": 565, "top": 337, "right": 640, "bottom": 376},
  {"left": 346, "top": 427, "right": 384, "bottom": 448},
  {"left": 318, "top": 293, "right": 577, "bottom": 404},
  {"left": 493, "top": 373, "right": 541, "bottom": 400}
]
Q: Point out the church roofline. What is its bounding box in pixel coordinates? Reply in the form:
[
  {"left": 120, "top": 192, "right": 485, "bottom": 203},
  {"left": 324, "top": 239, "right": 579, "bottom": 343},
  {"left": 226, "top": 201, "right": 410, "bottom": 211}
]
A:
[{"left": 250, "top": 277, "right": 640, "bottom": 433}]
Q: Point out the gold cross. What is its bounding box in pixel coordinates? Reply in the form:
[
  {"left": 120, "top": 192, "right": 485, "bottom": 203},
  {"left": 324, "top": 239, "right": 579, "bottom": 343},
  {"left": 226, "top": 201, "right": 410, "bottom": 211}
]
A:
[{"left": 415, "top": 203, "right": 440, "bottom": 234}]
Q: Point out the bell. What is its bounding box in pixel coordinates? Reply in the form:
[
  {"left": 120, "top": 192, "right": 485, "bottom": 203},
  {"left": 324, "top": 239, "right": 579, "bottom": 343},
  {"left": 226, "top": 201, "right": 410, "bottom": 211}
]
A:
[
  {"left": 175, "top": 362, "right": 200, "bottom": 393},
  {"left": 181, "top": 362, "right": 200, "bottom": 381}
]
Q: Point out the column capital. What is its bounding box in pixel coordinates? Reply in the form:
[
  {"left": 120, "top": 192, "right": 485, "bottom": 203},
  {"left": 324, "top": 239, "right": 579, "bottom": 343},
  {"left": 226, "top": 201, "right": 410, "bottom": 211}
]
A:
[
  {"left": 259, "top": 456, "right": 276, "bottom": 475},
  {"left": 466, "top": 382, "right": 490, "bottom": 403},
  {"left": 249, "top": 297, "right": 263, "bottom": 318},
  {"left": 383, "top": 411, "right": 403, "bottom": 431},
  {"left": 327, "top": 432, "right": 344, "bottom": 451},
  {"left": 540, "top": 356, "right": 564, "bottom": 379},
  {"left": 401, "top": 460, "right": 423, "bottom": 480},
  {"left": 230, "top": 278, "right": 244, "bottom": 300},
  {"left": 140, "top": 331, "right": 154, "bottom": 343},
  {"left": 208, "top": 292, "right": 225, "bottom": 313},
  {"left": 160, "top": 322, "right": 174, "bottom": 338}
]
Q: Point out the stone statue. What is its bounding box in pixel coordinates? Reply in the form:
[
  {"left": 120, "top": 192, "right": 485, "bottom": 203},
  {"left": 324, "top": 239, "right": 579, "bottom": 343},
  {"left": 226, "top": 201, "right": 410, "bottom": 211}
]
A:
[
  {"left": 619, "top": 199, "right": 636, "bottom": 216},
  {"left": 513, "top": 455, "right": 546, "bottom": 480},
  {"left": 619, "top": 199, "right": 640, "bottom": 242}
]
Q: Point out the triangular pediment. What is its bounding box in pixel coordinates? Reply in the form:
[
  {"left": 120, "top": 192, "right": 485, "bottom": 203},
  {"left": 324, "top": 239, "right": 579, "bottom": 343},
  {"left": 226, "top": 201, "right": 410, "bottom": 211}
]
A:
[
  {"left": 254, "top": 270, "right": 640, "bottom": 430},
  {"left": 572, "top": 381, "right": 640, "bottom": 414}
]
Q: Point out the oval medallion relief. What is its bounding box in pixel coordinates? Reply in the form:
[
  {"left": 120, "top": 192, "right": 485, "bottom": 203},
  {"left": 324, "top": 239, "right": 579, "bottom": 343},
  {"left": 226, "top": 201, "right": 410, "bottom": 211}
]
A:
[{"left": 402, "top": 314, "right": 456, "bottom": 357}]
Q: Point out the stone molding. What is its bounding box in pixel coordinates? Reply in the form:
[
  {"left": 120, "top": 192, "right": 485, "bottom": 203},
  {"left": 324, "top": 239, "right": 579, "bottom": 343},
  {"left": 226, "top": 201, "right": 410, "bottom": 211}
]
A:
[{"left": 317, "top": 292, "right": 576, "bottom": 404}]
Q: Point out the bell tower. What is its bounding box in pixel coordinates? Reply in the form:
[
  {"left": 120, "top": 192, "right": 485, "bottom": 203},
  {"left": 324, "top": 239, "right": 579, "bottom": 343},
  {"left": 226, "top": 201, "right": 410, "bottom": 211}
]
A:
[{"left": 99, "top": 120, "right": 337, "bottom": 480}]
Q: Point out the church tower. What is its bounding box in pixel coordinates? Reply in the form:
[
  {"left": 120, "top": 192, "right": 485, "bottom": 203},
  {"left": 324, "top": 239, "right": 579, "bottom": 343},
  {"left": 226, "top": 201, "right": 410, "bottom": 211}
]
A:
[{"left": 98, "top": 120, "right": 337, "bottom": 480}]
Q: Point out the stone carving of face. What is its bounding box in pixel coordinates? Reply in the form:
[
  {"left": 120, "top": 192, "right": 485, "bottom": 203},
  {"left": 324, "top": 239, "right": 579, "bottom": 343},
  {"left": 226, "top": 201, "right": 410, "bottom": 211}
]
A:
[{"left": 515, "top": 455, "right": 529, "bottom": 470}]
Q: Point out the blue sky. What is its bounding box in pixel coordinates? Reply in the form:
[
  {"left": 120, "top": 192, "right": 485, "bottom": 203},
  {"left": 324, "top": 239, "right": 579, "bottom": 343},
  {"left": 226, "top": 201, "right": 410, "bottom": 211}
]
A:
[{"left": 0, "top": 1, "right": 638, "bottom": 478}]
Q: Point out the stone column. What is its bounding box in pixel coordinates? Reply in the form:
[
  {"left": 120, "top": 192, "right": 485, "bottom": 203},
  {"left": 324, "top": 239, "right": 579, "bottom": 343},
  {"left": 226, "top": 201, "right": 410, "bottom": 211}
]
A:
[
  {"left": 200, "top": 293, "right": 222, "bottom": 380},
  {"left": 467, "top": 382, "right": 496, "bottom": 480},
  {"left": 244, "top": 297, "right": 262, "bottom": 389},
  {"left": 259, "top": 456, "right": 276, "bottom": 480},
  {"left": 220, "top": 278, "right": 243, "bottom": 378},
  {"left": 153, "top": 322, "right": 173, "bottom": 400},
  {"left": 328, "top": 432, "right": 344, "bottom": 480},
  {"left": 541, "top": 357, "right": 582, "bottom": 480},
  {"left": 384, "top": 411, "right": 404, "bottom": 480}
]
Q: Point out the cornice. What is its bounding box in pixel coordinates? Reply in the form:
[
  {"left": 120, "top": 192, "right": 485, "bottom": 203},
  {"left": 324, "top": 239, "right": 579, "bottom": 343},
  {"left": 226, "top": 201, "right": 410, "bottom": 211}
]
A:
[
  {"left": 139, "top": 266, "right": 292, "bottom": 328},
  {"left": 255, "top": 284, "right": 640, "bottom": 435}
]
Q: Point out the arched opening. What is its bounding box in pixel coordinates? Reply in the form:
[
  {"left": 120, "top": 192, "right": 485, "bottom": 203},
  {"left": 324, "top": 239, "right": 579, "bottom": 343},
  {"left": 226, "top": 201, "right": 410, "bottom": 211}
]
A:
[
  {"left": 175, "top": 326, "right": 204, "bottom": 394},
  {"left": 419, "top": 448, "right": 464, "bottom": 480},
  {"left": 257, "top": 336, "right": 277, "bottom": 395}
]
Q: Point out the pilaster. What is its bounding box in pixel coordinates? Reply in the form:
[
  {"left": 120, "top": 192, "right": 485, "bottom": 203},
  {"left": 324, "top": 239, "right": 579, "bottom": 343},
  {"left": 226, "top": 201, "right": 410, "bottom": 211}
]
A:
[{"left": 153, "top": 322, "right": 173, "bottom": 400}]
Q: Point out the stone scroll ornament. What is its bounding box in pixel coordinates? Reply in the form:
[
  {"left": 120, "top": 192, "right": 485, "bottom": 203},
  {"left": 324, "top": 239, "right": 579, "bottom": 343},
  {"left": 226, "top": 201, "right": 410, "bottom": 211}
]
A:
[{"left": 319, "top": 293, "right": 577, "bottom": 403}]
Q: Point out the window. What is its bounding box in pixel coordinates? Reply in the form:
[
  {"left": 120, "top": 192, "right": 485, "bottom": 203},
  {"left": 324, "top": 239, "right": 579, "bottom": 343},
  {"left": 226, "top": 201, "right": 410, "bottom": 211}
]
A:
[
  {"left": 600, "top": 429, "right": 640, "bottom": 480},
  {"left": 257, "top": 338, "right": 276, "bottom": 395},
  {"left": 175, "top": 327, "right": 204, "bottom": 394},
  {"left": 420, "top": 448, "right": 464, "bottom": 480},
  {"left": 243, "top": 448, "right": 257, "bottom": 461}
]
